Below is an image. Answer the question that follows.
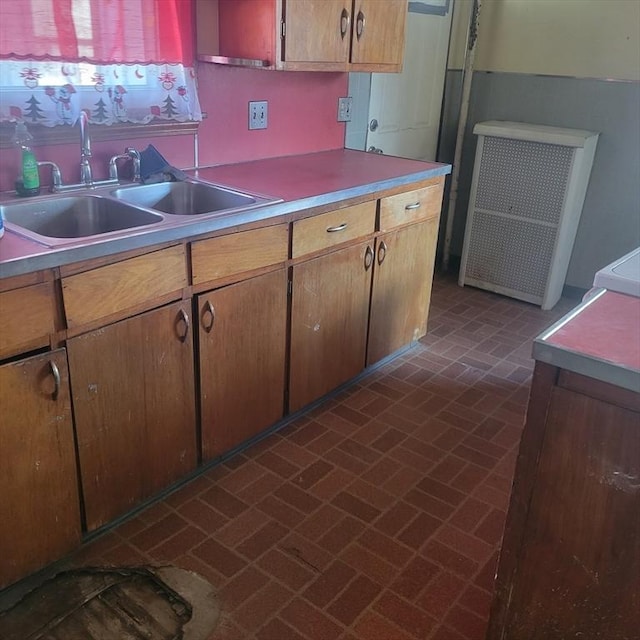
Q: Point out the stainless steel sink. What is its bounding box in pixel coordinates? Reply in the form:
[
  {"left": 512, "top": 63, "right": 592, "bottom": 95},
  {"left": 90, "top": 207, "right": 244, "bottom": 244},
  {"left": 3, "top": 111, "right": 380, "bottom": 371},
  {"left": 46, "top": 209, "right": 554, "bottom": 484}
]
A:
[
  {"left": 1, "top": 195, "right": 164, "bottom": 245},
  {"left": 111, "top": 181, "right": 260, "bottom": 215}
]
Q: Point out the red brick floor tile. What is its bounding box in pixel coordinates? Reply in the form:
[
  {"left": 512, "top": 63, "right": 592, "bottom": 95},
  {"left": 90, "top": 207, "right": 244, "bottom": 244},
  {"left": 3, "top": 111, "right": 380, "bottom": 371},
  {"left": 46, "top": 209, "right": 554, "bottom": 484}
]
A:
[
  {"left": 257, "top": 495, "right": 307, "bottom": 529},
  {"left": 352, "top": 610, "right": 416, "bottom": 640},
  {"left": 373, "top": 591, "right": 438, "bottom": 639},
  {"left": 275, "top": 482, "right": 323, "bottom": 514},
  {"left": 449, "top": 497, "right": 493, "bottom": 533},
  {"left": 422, "top": 540, "right": 479, "bottom": 579},
  {"left": 235, "top": 519, "right": 289, "bottom": 561},
  {"left": 129, "top": 512, "right": 189, "bottom": 553},
  {"left": 382, "top": 462, "right": 426, "bottom": 498},
  {"left": 345, "top": 478, "right": 396, "bottom": 511},
  {"left": 340, "top": 543, "right": 398, "bottom": 585},
  {"left": 221, "top": 565, "right": 270, "bottom": 610},
  {"left": 450, "top": 463, "right": 489, "bottom": 493},
  {"left": 473, "top": 551, "right": 500, "bottom": 593},
  {"left": 200, "top": 486, "right": 250, "bottom": 519},
  {"left": 457, "top": 583, "right": 493, "bottom": 620},
  {"left": 332, "top": 491, "right": 382, "bottom": 523},
  {"left": 361, "top": 454, "right": 403, "bottom": 486},
  {"left": 445, "top": 604, "right": 488, "bottom": 640},
  {"left": 397, "top": 511, "right": 443, "bottom": 550},
  {"left": 357, "top": 528, "right": 413, "bottom": 567},
  {"left": 428, "top": 455, "right": 468, "bottom": 484},
  {"left": 416, "top": 570, "right": 466, "bottom": 619},
  {"left": 149, "top": 525, "right": 208, "bottom": 562},
  {"left": 390, "top": 555, "right": 440, "bottom": 600},
  {"left": 318, "top": 515, "right": 367, "bottom": 554},
  {"left": 279, "top": 531, "right": 335, "bottom": 573},
  {"left": 404, "top": 488, "right": 456, "bottom": 521},
  {"left": 429, "top": 623, "right": 469, "bottom": 640},
  {"left": 375, "top": 501, "right": 420, "bottom": 537},
  {"left": 236, "top": 471, "right": 284, "bottom": 505},
  {"left": 234, "top": 579, "right": 294, "bottom": 633},
  {"left": 295, "top": 503, "right": 345, "bottom": 541},
  {"left": 325, "top": 447, "right": 370, "bottom": 475},
  {"left": 192, "top": 538, "right": 247, "bottom": 578},
  {"left": 433, "top": 525, "right": 494, "bottom": 565},
  {"left": 254, "top": 450, "right": 301, "bottom": 479},
  {"left": 214, "top": 507, "right": 271, "bottom": 548},
  {"left": 474, "top": 508, "right": 507, "bottom": 546},
  {"left": 177, "top": 498, "right": 230, "bottom": 534},
  {"left": 291, "top": 459, "right": 334, "bottom": 490},
  {"left": 256, "top": 547, "right": 317, "bottom": 591},
  {"left": 99, "top": 542, "right": 151, "bottom": 566},
  {"left": 327, "top": 573, "right": 382, "bottom": 626},
  {"left": 302, "top": 559, "right": 356, "bottom": 608},
  {"left": 255, "top": 617, "right": 307, "bottom": 640},
  {"left": 280, "top": 597, "right": 345, "bottom": 640},
  {"left": 309, "top": 466, "right": 358, "bottom": 501}
]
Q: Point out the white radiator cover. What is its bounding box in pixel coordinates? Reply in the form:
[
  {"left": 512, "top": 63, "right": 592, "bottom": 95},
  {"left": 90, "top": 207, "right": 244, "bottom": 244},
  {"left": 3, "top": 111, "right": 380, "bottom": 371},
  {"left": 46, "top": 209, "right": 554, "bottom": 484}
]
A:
[{"left": 459, "top": 121, "right": 599, "bottom": 310}]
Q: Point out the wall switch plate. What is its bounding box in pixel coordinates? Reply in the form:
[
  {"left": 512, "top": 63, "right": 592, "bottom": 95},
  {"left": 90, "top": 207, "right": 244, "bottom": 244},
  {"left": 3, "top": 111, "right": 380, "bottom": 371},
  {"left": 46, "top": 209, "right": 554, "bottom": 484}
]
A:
[
  {"left": 249, "top": 100, "right": 268, "bottom": 130},
  {"left": 337, "top": 96, "right": 353, "bottom": 122}
]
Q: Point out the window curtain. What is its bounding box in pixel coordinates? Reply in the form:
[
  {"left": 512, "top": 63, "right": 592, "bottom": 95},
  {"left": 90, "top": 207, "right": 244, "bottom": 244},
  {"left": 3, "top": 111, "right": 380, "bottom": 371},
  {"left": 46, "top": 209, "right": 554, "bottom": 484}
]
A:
[{"left": 0, "top": 0, "right": 202, "bottom": 126}]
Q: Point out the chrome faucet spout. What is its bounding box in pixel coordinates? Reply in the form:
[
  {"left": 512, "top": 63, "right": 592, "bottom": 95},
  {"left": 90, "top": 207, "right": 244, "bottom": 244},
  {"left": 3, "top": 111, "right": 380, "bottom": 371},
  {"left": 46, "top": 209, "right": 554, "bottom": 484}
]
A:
[{"left": 79, "top": 111, "right": 93, "bottom": 185}]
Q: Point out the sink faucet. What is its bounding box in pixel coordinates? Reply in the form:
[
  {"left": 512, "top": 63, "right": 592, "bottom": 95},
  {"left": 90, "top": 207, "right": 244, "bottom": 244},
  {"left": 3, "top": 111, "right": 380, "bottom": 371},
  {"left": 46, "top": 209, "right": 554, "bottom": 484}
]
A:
[
  {"left": 36, "top": 161, "right": 63, "bottom": 193},
  {"left": 108, "top": 147, "right": 141, "bottom": 182},
  {"left": 79, "top": 110, "right": 92, "bottom": 186}
]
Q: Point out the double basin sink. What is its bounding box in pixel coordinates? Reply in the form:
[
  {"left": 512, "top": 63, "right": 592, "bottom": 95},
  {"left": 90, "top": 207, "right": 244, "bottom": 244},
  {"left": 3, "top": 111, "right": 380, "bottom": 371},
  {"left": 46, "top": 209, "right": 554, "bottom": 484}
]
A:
[{"left": 1, "top": 180, "right": 278, "bottom": 247}]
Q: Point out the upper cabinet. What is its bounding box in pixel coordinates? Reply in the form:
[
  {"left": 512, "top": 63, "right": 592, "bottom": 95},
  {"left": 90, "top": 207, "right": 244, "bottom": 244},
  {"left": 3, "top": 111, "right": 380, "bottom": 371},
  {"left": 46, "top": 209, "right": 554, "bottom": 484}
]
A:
[{"left": 198, "top": 0, "right": 408, "bottom": 72}]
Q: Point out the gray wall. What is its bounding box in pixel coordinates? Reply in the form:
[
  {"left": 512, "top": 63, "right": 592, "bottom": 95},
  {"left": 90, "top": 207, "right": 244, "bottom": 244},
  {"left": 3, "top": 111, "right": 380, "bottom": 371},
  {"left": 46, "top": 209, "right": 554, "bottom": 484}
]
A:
[{"left": 438, "top": 70, "right": 640, "bottom": 289}]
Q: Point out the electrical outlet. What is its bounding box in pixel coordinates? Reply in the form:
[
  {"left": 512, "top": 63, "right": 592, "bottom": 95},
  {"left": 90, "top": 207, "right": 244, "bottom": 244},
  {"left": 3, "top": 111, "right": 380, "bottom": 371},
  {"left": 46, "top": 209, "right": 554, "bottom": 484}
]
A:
[
  {"left": 249, "top": 100, "right": 268, "bottom": 130},
  {"left": 337, "top": 96, "right": 353, "bottom": 122}
]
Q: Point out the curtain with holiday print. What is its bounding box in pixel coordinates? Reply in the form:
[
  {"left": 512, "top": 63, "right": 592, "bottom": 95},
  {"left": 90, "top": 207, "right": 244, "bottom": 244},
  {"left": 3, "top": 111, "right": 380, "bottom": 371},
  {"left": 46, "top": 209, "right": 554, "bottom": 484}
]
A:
[{"left": 0, "top": 0, "right": 202, "bottom": 127}]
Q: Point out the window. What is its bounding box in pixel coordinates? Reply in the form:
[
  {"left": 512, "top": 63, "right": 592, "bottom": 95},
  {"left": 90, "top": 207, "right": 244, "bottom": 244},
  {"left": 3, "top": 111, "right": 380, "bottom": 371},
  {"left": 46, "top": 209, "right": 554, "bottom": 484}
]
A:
[{"left": 0, "top": 0, "right": 202, "bottom": 127}]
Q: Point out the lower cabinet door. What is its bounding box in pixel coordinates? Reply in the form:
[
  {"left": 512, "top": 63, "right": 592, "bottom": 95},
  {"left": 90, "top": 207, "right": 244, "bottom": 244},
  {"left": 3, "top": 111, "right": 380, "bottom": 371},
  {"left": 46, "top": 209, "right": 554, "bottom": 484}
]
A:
[
  {"left": 68, "top": 300, "right": 197, "bottom": 531},
  {"left": 290, "top": 241, "right": 373, "bottom": 412},
  {"left": 198, "top": 269, "right": 288, "bottom": 460},
  {"left": 367, "top": 218, "right": 438, "bottom": 366},
  {"left": 0, "top": 349, "right": 82, "bottom": 589}
]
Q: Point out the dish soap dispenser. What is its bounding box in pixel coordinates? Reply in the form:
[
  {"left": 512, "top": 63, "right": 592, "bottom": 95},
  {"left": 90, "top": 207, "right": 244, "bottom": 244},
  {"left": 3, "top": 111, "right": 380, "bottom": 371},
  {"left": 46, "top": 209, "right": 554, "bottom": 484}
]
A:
[{"left": 12, "top": 122, "right": 40, "bottom": 197}]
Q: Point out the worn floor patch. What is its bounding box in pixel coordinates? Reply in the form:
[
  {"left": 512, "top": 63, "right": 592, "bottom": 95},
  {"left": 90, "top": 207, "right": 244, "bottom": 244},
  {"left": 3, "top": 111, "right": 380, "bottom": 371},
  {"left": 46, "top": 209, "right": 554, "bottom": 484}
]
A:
[{"left": 0, "top": 566, "right": 219, "bottom": 640}]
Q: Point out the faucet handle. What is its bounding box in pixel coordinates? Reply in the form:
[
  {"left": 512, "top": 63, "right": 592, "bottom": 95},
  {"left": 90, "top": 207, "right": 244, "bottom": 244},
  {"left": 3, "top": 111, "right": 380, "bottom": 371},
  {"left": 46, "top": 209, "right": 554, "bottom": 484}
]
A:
[{"left": 125, "top": 147, "right": 141, "bottom": 182}]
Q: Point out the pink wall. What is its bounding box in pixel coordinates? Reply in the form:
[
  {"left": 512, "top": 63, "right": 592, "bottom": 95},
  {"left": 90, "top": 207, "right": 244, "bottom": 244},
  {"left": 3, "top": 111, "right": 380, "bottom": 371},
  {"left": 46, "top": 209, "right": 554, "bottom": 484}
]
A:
[{"left": 0, "top": 65, "right": 348, "bottom": 192}]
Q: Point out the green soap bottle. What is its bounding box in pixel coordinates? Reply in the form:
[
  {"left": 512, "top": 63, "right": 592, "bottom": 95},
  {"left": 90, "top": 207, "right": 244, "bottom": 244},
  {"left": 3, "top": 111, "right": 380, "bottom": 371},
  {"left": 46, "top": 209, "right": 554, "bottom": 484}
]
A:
[{"left": 13, "top": 122, "right": 40, "bottom": 194}]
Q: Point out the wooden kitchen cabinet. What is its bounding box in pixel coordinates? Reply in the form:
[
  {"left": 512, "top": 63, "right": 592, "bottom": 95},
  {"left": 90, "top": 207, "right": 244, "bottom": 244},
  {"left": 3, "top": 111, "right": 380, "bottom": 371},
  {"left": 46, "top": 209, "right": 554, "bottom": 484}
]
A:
[
  {"left": 192, "top": 224, "right": 289, "bottom": 461},
  {"left": 198, "top": 269, "right": 288, "bottom": 460},
  {"left": 0, "top": 349, "right": 82, "bottom": 590},
  {"left": 487, "top": 364, "right": 640, "bottom": 639},
  {"left": 367, "top": 180, "right": 444, "bottom": 365},
  {"left": 67, "top": 300, "right": 197, "bottom": 531},
  {"left": 367, "top": 217, "right": 438, "bottom": 365},
  {"left": 203, "top": 0, "right": 408, "bottom": 72},
  {"left": 290, "top": 240, "right": 374, "bottom": 412}
]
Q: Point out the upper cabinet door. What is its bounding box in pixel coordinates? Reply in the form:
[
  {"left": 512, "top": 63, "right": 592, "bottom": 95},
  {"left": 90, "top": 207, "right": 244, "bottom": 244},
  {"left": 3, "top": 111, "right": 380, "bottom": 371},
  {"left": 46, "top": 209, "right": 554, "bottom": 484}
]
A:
[
  {"left": 283, "top": 0, "right": 350, "bottom": 66},
  {"left": 350, "top": 0, "right": 408, "bottom": 69}
]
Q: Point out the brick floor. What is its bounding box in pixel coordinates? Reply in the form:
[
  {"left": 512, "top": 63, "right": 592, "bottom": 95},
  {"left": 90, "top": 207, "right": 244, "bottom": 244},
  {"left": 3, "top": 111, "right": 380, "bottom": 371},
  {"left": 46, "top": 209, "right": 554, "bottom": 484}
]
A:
[{"left": 66, "top": 273, "right": 575, "bottom": 639}]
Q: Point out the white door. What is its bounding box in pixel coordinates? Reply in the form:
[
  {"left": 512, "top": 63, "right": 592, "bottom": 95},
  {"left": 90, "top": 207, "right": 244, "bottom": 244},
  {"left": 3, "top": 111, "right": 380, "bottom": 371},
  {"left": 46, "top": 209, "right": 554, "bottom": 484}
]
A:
[{"left": 365, "top": 1, "right": 453, "bottom": 161}]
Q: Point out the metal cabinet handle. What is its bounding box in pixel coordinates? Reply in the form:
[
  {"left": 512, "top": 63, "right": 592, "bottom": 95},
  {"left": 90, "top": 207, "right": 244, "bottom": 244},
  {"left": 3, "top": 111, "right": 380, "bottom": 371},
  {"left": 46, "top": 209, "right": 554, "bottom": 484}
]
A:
[
  {"left": 327, "top": 222, "right": 348, "bottom": 233},
  {"left": 356, "top": 10, "right": 365, "bottom": 39},
  {"left": 340, "top": 8, "right": 350, "bottom": 39},
  {"left": 49, "top": 360, "right": 61, "bottom": 401},
  {"left": 177, "top": 308, "right": 190, "bottom": 342},
  {"left": 377, "top": 240, "right": 387, "bottom": 265},
  {"left": 364, "top": 244, "right": 374, "bottom": 270},
  {"left": 405, "top": 202, "right": 421, "bottom": 210},
  {"left": 202, "top": 300, "right": 215, "bottom": 333}
]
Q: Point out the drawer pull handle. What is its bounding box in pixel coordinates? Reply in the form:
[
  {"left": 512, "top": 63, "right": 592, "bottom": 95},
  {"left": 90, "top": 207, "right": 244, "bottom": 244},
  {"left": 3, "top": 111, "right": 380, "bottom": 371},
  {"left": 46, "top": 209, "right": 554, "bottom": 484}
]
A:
[
  {"left": 377, "top": 240, "right": 387, "bottom": 265},
  {"left": 177, "top": 308, "right": 190, "bottom": 342},
  {"left": 49, "top": 360, "right": 61, "bottom": 401},
  {"left": 405, "top": 202, "right": 421, "bottom": 210},
  {"left": 202, "top": 300, "right": 215, "bottom": 333},
  {"left": 327, "top": 222, "right": 348, "bottom": 233},
  {"left": 340, "top": 8, "right": 350, "bottom": 39},
  {"left": 356, "top": 10, "right": 365, "bottom": 39},
  {"left": 364, "top": 244, "right": 374, "bottom": 270}
]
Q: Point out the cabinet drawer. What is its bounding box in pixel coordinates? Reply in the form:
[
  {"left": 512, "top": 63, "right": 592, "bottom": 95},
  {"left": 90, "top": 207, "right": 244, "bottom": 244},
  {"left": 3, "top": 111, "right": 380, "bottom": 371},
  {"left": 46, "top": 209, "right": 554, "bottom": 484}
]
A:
[
  {"left": 0, "top": 282, "right": 56, "bottom": 359},
  {"left": 191, "top": 224, "right": 288, "bottom": 286},
  {"left": 62, "top": 245, "right": 187, "bottom": 329},
  {"left": 292, "top": 201, "right": 376, "bottom": 259},
  {"left": 379, "top": 183, "right": 444, "bottom": 231}
]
